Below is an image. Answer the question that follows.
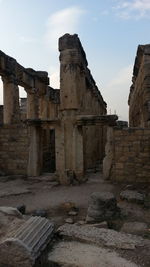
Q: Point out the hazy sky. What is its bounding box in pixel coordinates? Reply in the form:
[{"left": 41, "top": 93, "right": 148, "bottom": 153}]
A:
[{"left": 0, "top": 0, "right": 150, "bottom": 120}]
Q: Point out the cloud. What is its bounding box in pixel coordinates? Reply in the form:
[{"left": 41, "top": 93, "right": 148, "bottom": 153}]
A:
[
  {"left": 45, "top": 6, "right": 85, "bottom": 50},
  {"left": 114, "top": 0, "right": 150, "bottom": 19},
  {"left": 45, "top": 6, "right": 84, "bottom": 88},
  {"left": 104, "top": 64, "right": 133, "bottom": 120},
  {"left": 19, "top": 36, "right": 37, "bottom": 44},
  {"left": 50, "top": 70, "right": 60, "bottom": 89}
]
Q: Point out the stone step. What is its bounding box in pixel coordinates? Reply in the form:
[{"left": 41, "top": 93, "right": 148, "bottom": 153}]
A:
[{"left": 0, "top": 216, "right": 54, "bottom": 267}]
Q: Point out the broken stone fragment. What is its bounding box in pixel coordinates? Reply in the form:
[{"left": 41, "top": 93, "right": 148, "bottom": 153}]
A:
[
  {"left": 0, "top": 216, "right": 54, "bottom": 267},
  {"left": 68, "top": 210, "right": 78, "bottom": 216},
  {"left": 32, "top": 209, "right": 47, "bottom": 217},
  {"left": 120, "top": 190, "right": 145, "bottom": 204},
  {"left": 0, "top": 206, "right": 23, "bottom": 218},
  {"left": 65, "top": 217, "right": 74, "bottom": 224},
  {"left": 86, "top": 192, "right": 120, "bottom": 223}
]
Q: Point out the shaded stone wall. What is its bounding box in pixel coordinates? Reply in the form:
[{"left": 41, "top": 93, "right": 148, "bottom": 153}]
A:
[
  {"left": 0, "top": 125, "right": 29, "bottom": 175},
  {"left": 0, "top": 105, "right": 3, "bottom": 124},
  {"left": 128, "top": 45, "right": 150, "bottom": 127},
  {"left": 103, "top": 127, "right": 150, "bottom": 182}
]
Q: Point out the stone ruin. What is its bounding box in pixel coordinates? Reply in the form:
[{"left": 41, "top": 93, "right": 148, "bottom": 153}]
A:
[
  {"left": 0, "top": 33, "right": 149, "bottom": 184},
  {"left": 0, "top": 33, "right": 117, "bottom": 184},
  {"left": 0, "top": 34, "right": 150, "bottom": 267},
  {"left": 103, "top": 44, "right": 150, "bottom": 182}
]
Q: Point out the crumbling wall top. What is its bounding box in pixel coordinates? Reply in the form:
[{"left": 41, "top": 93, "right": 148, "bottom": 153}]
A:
[{"left": 0, "top": 50, "right": 49, "bottom": 91}]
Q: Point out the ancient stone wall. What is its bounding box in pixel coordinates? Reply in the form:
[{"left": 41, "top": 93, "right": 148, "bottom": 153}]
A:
[
  {"left": 0, "top": 34, "right": 111, "bottom": 183},
  {"left": 0, "top": 124, "right": 29, "bottom": 175},
  {"left": 128, "top": 45, "right": 150, "bottom": 127},
  {"left": 57, "top": 34, "right": 107, "bottom": 181},
  {"left": 103, "top": 127, "right": 150, "bottom": 182},
  {"left": 0, "top": 105, "right": 3, "bottom": 124}
]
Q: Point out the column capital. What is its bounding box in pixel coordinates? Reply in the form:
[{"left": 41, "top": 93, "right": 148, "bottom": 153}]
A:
[{"left": 2, "top": 74, "right": 17, "bottom": 85}]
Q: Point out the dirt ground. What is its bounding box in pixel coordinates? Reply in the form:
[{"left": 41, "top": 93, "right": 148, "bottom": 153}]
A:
[
  {"left": 0, "top": 171, "right": 150, "bottom": 266},
  {"left": 0, "top": 171, "right": 150, "bottom": 228}
]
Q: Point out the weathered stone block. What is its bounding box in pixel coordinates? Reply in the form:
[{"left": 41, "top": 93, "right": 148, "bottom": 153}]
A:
[
  {"left": 0, "top": 216, "right": 54, "bottom": 267},
  {"left": 86, "top": 192, "right": 120, "bottom": 223}
]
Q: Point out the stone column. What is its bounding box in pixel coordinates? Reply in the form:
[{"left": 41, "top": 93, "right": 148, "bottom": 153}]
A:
[
  {"left": 27, "top": 92, "right": 39, "bottom": 119},
  {"left": 2, "top": 75, "right": 20, "bottom": 124},
  {"left": 55, "top": 124, "right": 66, "bottom": 183},
  {"left": 39, "top": 95, "right": 48, "bottom": 119},
  {"left": 27, "top": 123, "right": 42, "bottom": 176},
  {"left": 73, "top": 125, "right": 84, "bottom": 181}
]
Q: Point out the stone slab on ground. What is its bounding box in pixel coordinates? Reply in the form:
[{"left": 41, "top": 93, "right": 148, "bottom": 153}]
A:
[
  {"left": 58, "top": 224, "right": 150, "bottom": 250},
  {"left": 48, "top": 241, "right": 138, "bottom": 267},
  {"left": 120, "top": 190, "right": 144, "bottom": 204}
]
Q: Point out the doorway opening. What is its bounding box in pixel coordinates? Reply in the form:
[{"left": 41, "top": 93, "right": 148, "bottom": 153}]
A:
[{"left": 42, "top": 129, "right": 56, "bottom": 173}]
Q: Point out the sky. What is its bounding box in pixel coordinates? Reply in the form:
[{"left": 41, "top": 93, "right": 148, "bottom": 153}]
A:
[{"left": 0, "top": 0, "right": 150, "bottom": 121}]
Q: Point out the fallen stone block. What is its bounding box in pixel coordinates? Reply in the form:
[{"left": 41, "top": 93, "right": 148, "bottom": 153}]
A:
[
  {"left": 0, "top": 216, "right": 54, "bottom": 267},
  {"left": 57, "top": 224, "right": 150, "bottom": 250},
  {"left": 0, "top": 206, "right": 23, "bottom": 218},
  {"left": 86, "top": 192, "right": 120, "bottom": 223}
]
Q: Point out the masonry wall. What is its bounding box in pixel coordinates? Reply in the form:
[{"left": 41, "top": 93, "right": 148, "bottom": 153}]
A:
[
  {"left": 0, "top": 125, "right": 29, "bottom": 175},
  {"left": 128, "top": 45, "right": 150, "bottom": 127},
  {"left": 103, "top": 127, "right": 150, "bottom": 182}
]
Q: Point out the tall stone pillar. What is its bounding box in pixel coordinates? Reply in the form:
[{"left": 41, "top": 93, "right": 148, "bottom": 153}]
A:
[
  {"left": 2, "top": 75, "right": 20, "bottom": 124},
  {"left": 39, "top": 95, "right": 48, "bottom": 119},
  {"left": 73, "top": 125, "right": 84, "bottom": 181},
  {"left": 27, "top": 92, "right": 39, "bottom": 119},
  {"left": 27, "top": 123, "right": 42, "bottom": 176},
  {"left": 55, "top": 124, "right": 66, "bottom": 183}
]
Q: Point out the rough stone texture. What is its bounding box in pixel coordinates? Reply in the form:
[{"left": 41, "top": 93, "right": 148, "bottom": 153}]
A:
[
  {"left": 103, "top": 127, "right": 150, "bottom": 182},
  {"left": 121, "top": 222, "right": 148, "bottom": 235},
  {"left": 48, "top": 241, "right": 139, "bottom": 267},
  {"left": 0, "top": 216, "right": 54, "bottom": 267},
  {"left": 57, "top": 224, "right": 150, "bottom": 250},
  {"left": 86, "top": 192, "right": 120, "bottom": 223},
  {"left": 0, "top": 124, "right": 29, "bottom": 175},
  {"left": 128, "top": 45, "right": 150, "bottom": 127},
  {"left": 120, "top": 190, "right": 145, "bottom": 204}
]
